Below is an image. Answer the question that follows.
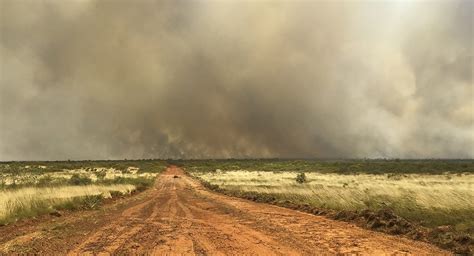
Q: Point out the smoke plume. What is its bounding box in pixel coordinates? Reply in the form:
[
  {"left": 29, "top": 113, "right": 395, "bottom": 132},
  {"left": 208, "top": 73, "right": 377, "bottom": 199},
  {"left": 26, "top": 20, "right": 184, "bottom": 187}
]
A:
[{"left": 0, "top": 0, "right": 472, "bottom": 160}]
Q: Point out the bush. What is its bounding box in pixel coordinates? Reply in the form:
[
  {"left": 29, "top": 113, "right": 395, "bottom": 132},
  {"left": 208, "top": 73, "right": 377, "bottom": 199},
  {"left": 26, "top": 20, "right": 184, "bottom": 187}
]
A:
[
  {"left": 81, "top": 195, "right": 103, "bottom": 209},
  {"left": 296, "top": 172, "right": 307, "bottom": 184},
  {"left": 69, "top": 174, "right": 92, "bottom": 186},
  {"left": 96, "top": 172, "right": 106, "bottom": 180}
]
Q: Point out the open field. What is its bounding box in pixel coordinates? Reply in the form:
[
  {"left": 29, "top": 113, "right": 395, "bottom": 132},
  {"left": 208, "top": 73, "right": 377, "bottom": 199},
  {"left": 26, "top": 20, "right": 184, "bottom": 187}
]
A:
[
  {"left": 0, "top": 160, "right": 471, "bottom": 254},
  {"left": 177, "top": 159, "right": 474, "bottom": 174},
  {"left": 179, "top": 159, "right": 474, "bottom": 253},
  {"left": 190, "top": 170, "right": 474, "bottom": 230},
  {"left": 0, "top": 160, "right": 166, "bottom": 224},
  {"left": 0, "top": 166, "right": 449, "bottom": 255}
]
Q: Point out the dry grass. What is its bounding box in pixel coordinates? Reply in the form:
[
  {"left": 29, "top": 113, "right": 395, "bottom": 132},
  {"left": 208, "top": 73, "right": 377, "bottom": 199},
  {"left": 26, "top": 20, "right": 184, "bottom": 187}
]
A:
[
  {"left": 193, "top": 170, "right": 474, "bottom": 231},
  {"left": 0, "top": 167, "right": 159, "bottom": 188},
  {"left": 0, "top": 184, "right": 136, "bottom": 224},
  {"left": 0, "top": 163, "right": 162, "bottom": 224}
]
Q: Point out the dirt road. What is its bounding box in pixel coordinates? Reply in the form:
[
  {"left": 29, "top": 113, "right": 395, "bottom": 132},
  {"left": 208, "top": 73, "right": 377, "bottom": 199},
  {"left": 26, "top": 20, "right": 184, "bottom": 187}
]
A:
[{"left": 0, "top": 166, "right": 449, "bottom": 255}]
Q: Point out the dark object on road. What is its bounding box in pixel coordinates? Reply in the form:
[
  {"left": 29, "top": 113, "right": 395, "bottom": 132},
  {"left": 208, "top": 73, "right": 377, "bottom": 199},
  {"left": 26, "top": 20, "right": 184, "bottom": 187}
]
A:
[
  {"left": 173, "top": 175, "right": 180, "bottom": 178},
  {"left": 50, "top": 211, "right": 62, "bottom": 217}
]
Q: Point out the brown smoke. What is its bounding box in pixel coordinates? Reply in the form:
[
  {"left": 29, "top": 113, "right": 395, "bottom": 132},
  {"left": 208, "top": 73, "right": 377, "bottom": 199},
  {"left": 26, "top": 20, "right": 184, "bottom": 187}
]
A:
[{"left": 0, "top": 0, "right": 472, "bottom": 160}]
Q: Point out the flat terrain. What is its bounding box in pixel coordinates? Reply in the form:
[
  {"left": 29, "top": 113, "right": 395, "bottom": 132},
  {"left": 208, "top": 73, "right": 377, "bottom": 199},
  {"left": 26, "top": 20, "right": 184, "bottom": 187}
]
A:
[{"left": 0, "top": 166, "right": 449, "bottom": 255}]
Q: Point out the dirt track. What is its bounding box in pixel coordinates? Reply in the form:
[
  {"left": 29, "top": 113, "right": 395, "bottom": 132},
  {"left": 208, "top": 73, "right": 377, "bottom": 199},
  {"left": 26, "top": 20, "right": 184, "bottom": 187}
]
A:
[{"left": 0, "top": 166, "right": 449, "bottom": 255}]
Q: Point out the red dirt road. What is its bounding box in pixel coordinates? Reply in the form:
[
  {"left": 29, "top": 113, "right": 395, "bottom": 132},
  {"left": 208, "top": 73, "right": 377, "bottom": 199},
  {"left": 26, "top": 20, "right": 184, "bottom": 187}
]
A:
[{"left": 0, "top": 166, "right": 449, "bottom": 255}]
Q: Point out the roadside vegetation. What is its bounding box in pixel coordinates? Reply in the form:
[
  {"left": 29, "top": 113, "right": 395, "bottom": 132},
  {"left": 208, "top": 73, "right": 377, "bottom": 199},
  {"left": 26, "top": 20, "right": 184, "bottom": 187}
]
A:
[
  {"left": 0, "top": 160, "right": 166, "bottom": 225},
  {"left": 180, "top": 159, "right": 474, "bottom": 253},
  {"left": 177, "top": 159, "right": 474, "bottom": 174}
]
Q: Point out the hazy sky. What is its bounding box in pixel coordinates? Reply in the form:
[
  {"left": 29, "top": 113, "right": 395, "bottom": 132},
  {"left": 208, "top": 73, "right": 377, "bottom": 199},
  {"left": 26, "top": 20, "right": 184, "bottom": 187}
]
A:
[{"left": 0, "top": 0, "right": 473, "bottom": 160}]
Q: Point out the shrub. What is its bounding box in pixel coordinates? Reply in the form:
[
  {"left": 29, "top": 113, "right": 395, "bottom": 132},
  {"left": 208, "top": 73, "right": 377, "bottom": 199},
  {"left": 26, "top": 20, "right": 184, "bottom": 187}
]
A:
[
  {"left": 296, "top": 172, "right": 307, "bottom": 184},
  {"left": 69, "top": 174, "right": 92, "bottom": 186},
  {"left": 81, "top": 195, "right": 103, "bottom": 209},
  {"left": 110, "top": 190, "right": 124, "bottom": 198},
  {"left": 96, "top": 172, "right": 106, "bottom": 180}
]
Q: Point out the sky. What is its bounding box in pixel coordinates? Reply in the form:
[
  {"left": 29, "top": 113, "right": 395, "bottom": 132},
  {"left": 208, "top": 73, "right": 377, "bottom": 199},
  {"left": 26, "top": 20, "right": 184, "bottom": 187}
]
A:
[{"left": 0, "top": 0, "right": 473, "bottom": 160}]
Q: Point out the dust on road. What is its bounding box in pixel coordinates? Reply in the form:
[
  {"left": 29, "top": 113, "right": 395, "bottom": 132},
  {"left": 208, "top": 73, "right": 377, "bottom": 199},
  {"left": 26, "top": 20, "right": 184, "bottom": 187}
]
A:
[{"left": 0, "top": 166, "right": 449, "bottom": 255}]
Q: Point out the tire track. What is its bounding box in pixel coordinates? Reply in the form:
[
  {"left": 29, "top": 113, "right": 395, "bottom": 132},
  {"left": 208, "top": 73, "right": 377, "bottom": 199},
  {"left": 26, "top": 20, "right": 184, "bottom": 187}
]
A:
[{"left": 1, "top": 166, "right": 451, "bottom": 255}]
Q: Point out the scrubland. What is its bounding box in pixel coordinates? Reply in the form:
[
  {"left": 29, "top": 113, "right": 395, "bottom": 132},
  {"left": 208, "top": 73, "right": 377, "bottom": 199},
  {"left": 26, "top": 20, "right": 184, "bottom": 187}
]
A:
[
  {"left": 2, "top": 159, "right": 472, "bottom": 252},
  {"left": 0, "top": 160, "right": 166, "bottom": 224},
  {"left": 0, "top": 184, "right": 135, "bottom": 224},
  {"left": 181, "top": 159, "right": 473, "bottom": 253},
  {"left": 193, "top": 170, "right": 473, "bottom": 231}
]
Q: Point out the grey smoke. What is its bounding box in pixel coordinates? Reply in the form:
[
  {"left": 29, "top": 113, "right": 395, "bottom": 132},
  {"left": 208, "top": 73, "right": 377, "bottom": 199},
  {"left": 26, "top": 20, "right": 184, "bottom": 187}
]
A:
[{"left": 0, "top": 0, "right": 472, "bottom": 160}]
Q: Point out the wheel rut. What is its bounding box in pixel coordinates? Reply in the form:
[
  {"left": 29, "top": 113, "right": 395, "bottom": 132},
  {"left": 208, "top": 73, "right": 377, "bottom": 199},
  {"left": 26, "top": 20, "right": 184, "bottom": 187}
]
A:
[{"left": 0, "top": 166, "right": 450, "bottom": 255}]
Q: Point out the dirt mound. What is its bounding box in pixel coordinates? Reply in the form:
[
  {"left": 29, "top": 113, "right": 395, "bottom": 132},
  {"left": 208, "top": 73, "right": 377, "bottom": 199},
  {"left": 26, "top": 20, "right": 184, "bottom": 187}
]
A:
[
  {"left": 428, "top": 226, "right": 473, "bottom": 255},
  {"left": 334, "top": 208, "right": 414, "bottom": 235},
  {"left": 334, "top": 209, "right": 472, "bottom": 254}
]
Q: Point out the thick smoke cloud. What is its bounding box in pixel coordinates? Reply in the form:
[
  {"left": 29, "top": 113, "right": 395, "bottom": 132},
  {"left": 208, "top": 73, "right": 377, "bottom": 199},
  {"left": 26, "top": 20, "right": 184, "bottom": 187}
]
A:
[{"left": 0, "top": 0, "right": 472, "bottom": 160}]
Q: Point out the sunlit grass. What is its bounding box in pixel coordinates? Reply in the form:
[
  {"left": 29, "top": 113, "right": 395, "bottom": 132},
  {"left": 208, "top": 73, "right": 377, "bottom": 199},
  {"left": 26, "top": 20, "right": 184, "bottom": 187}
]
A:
[
  {"left": 0, "top": 167, "right": 159, "bottom": 189},
  {"left": 0, "top": 184, "right": 136, "bottom": 224},
  {"left": 193, "top": 170, "right": 474, "bottom": 231},
  {"left": 0, "top": 162, "right": 163, "bottom": 224}
]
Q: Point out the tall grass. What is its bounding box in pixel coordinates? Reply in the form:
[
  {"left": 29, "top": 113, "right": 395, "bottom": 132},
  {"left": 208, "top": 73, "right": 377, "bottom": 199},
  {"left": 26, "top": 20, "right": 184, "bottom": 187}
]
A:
[
  {"left": 193, "top": 170, "right": 474, "bottom": 232},
  {"left": 0, "top": 184, "right": 136, "bottom": 224},
  {"left": 0, "top": 162, "right": 162, "bottom": 224}
]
